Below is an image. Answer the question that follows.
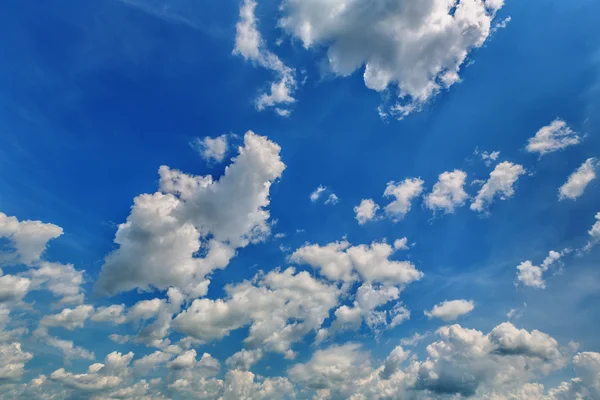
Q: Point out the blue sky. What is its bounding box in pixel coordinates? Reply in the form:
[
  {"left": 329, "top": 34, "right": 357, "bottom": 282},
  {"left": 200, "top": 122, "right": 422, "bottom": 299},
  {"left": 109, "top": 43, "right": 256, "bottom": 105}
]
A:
[{"left": 1, "top": 0, "right": 600, "bottom": 398}]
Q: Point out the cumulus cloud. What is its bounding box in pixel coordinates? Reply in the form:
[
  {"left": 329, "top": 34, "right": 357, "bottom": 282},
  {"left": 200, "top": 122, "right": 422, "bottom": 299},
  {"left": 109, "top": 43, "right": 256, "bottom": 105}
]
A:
[
  {"left": 173, "top": 267, "right": 339, "bottom": 358},
  {"left": 95, "top": 131, "right": 285, "bottom": 296},
  {"left": 559, "top": 158, "right": 598, "bottom": 200},
  {"left": 526, "top": 119, "right": 581, "bottom": 156},
  {"left": 279, "top": 0, "right": 505, "bottom": 118},
  {"left": 354, "top": 199, "right": 380, "bottom": 225},
  {"left": 383, "top": 178, "right": 424, "bottom": 220},
  {"left": 0, "top": 343, "right": 33, "bottom": 380},
  {"left": 28, "top": 262, "right": 85, "bottom": 305},
  {"left": 424, "top": 170, "right": 468, "bottom": 214},
  {"left": 0, "top": 274, "right": 30, "bottom": 304},
  {"left": 234, "top": 0, "right": 296, "bottom": 114},
  {"left": 310, "top": 186, "right": 339, "bottom": 205},
  {"left": 0, "top": 212, "right": 63, "bottom": 266},
  {"left": 471, "top": 161, "right": 525, "bottom": 212},
  {"left": 516, "top": 249, "right": 568, "bottom": 289},
  {"left": 425, "top": 299, "right": 475, "bottom": 321},
  {"left": 291, "top": 239, "right": 423, "bottom": 285},
  {"left": 190, "top": 134, "right": 229, "bottom": 163},
  {"left": 584, "top": 212, "right": 600, "bottom": 251},
  {"left": 40, "top": 305, "right": 94, "bottom": 331}
]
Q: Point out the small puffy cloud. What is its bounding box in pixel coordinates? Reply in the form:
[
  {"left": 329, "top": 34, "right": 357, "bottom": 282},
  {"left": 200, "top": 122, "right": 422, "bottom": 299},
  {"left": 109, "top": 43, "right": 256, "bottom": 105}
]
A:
[
  {"left": 475, "top": 149, "right": 501, "bottom": 166},
  {"left": 559, "top": 158, "right": 598, "bottom": 200},
  {"left": 0, "top": 343, "right": 33, "bottom": 380},
  {"left": 279, "top": 0, "right": 504, "bottom": 118},
  {"left": 488, "top": 322, "right": 561, "bottom": 360},
  {"left": 471, "top": 161, "right": 525, "bottom": 212},
  {"left": 45, "top": 336, "right": 95, "bottom": 361},
  {"left": 425, "top": 299, "right": 475, "bottom": 321},
  {"left": 95, "top": 131, "right": 285, "bottom": 296},
  {"left": 0, "top": 212, "right": 63, "bottom": 266},
  {"left": 526, "top": 119, "right": 581, "bottom": 156},
  {"left": 424, "top": 170, "right": 468, "bottom": 214},
  {"left": 233, "top": 0, "right": 296, "bottom": 115},
  {"left": 191, "top": 134, "right": 229, "bottom": 163},
  {"left": 310, "top": 186, "right": 326, "bottom": 202},
  {"left": 49, "top": 361, "right": 122, "bottom": 391},
  {"left": 354, "top": 199, "right": 380, "bottom": 225},
  {"left": 583, "top": 212, "right": 600, "bottom": 251},
  {"left": 0, "top": 274, "right": 30, "bottom": 303},
  {"left": 40, "top": 305, "right": 94, "bottom": 331},
  {"left": 324, "top": 193, "right": 339, "bottom": 205},
  {"left": 384, "top": 178, "right": 424, "bottom": 220},
  {"left": 291, "top": 239, "right": 423, "bottom": 285},
  {"left": 516, "top": 250, "right": 567, "bottom": 289}
]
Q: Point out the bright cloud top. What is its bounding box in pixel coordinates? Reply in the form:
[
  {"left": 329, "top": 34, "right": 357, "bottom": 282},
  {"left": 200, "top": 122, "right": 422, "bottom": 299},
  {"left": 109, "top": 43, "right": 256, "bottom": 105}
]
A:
[
  {"left": 424, "top": 299, "right": 475, "bottom": 321},
  {"left": 279, "top": 0, "right": 505, "bottom": 118},
  {"left": 471, "top": 161, "right": 525, "bottom": 212}
]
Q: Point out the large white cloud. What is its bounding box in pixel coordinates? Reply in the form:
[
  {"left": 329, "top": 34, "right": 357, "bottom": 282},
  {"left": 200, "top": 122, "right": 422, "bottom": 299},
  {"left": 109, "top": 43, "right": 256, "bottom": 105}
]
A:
[
  {"left": 471, "top": 161, "right": 525, "bottom": 212},
  {"left": 526, "top": 119, "right": 581, "bottom": 156},
  {"left": 40, "top": 305, "right": 95, "bottom": 331},
  {"left": 95, "top": 131, "right": 285, "bottom": 296},
  {"left": 279, "top": 0, "right": 504, "bottom": 118},
  {"left": 559, "top": 158, "right": 598, "bottom": 200},
  {"left": 425, "top": 170, "right": 469, "bottom": 214},
  {"left": 0, "top": 212, "right": 63, "bottom": 266}
]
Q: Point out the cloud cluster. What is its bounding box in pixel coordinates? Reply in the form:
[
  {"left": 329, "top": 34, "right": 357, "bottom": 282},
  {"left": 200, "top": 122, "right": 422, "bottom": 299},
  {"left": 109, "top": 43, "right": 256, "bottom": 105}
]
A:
[{"left": 95, "top": 131, "right": 285, "bottom": 296}]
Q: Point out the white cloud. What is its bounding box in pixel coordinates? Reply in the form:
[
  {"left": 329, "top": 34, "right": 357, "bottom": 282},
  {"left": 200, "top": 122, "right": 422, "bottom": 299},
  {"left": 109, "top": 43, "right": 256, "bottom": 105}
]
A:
[
  {"left": 383, "top": 178, "right": 424, "bottom": 220},
  {"left": 526, "top": 119, "right": 581, "bottom": 156},
  {"left": 354, "top": 199, "right": 380, "bottom": 225},
  {"left": 225, "top": 349, "right": 263, "bottom": 372},
  {"left": 95, "top": 131, "right": 285, "bottom": 296},
  {"left": 0, "top": 274, "right": 30, "bottom": 303},
  {"left": 91, "top": 304, "right": 126, "bottom": 324},
  {"left": 45, "top": 336, "right": 95, "bottom": 361},
  {"left": 109, "top": 334, "right": 130, "bottom": 345},
  {"left": 40, "top": 305, "right": 94, "bottom": 331},
  {"left": 559, "top": 158, "right": 598, "bottom": 200},
  {"left": 516, "top": 250, "right": 567, "bottom": 289},
  {"left": 190, "top": 135, "right": 229, "bottom": 163},
  {"left": 234, "top": 0, "right": 296, "bottom": 114},
  {"left": 279, "top": 0, "right": 504, "bottom": 118},
  {"left": 310, "top": 185, "right": 326, "bottom": 202},
  {"left": 49, "top": 360, "right": 122, "bottom": 392},
  {"left": 133, "top": 351, "right": 172, "bottom": 375},
  {"left": 173, "top": 267, "right": 339, "bottom": 357},
  {"left": 291, "top": 239, "right": 423, "bottom": 285},
  {"left": 425, "top": 299, "right": 475, "bottom": 321},
  {"left": 471, "top": 161, "right": 525, "bottom": 212},
  {"left": 475, "top": 148, "right": 501, "bottom": 166},
  {"left": 28, "top": 262, "right": 85, "bottom": 305},
  {"left": 324, "top": 193, "right": 339, "bottom": 205},
  {"left": 0, "top": 212, "right": 63, "bottom": 266},
  {"left": 424, "top": 170, "right": 468, "bottom": 214},
  {"left": 0, "top": 343, "right": 33, "bottom": 380}
]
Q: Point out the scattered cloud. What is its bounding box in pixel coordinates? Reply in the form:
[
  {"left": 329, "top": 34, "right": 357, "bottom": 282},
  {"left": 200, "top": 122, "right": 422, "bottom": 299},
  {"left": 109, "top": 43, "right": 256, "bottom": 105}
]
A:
[
  {"left": 526, "top": 119, "right": 581, "bottom": 156},
  {"left": 354, "top": 199, "right": 380, "bottom": 225},
  {"left": 471, "top": 161, "right": 525, "bottom": 212},
  {"left": 424, "top": 170, "right": 468, "bottom": 214},
  {"left": 384, "top": 178, "right": 424, "bottom": 221},
  {"left": 425, "top": 299, "right": 475, "bottom": 321},
  {"left": 190, "top": 134, "right": 229, "bottom": 163},
  {"left": 559, "top": 158, "right": 598, "bottom": 200}
]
